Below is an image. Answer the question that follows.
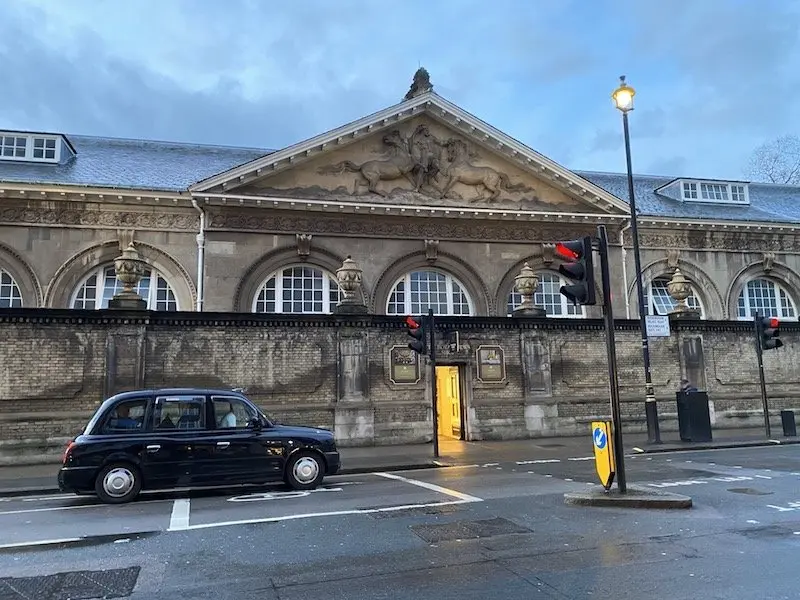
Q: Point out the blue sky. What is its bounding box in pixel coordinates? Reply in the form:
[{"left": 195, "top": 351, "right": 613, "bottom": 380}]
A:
[{"left": 1, "top": 0, "right": 798, "bottom": 181}]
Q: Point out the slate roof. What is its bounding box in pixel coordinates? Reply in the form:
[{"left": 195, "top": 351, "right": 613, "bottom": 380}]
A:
[
  {"left": 0, "top": 134, "right": 272, "bottom": 192},
  {"left": 576, "top": 171, "right": 800, "bottom": 225},
  {"left": 0, "top": 131, "right": 798, "bottom": 225}
]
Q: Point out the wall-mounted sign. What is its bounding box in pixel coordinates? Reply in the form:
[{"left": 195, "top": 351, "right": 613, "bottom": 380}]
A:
[
  {"left": 476, "top": 345, "right": 506, "bottom": 383},
  {"left": 389, "top": 345, "right": 421, "bottom": 384}
]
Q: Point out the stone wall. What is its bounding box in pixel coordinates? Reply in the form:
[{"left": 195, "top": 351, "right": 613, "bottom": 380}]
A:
[{"left": 1, "top": 308, "right": 798, "bottom": 464}]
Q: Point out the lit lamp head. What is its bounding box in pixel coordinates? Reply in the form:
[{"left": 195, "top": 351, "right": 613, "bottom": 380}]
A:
[{"left": 612, "top": 75, "right": 635, "bottom": 113}]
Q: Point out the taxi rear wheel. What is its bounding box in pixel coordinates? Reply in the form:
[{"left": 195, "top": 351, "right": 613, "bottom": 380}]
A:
[
  {"left": 285, "top": 450, "right": 325, "bottom": 491},
  {"left": 95, "top": 462, "right": 142, "bottom": 504}
]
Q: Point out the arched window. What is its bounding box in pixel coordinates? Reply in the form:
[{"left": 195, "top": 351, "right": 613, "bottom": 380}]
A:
[
  {"left": 71, "top": 265, "right": 178, "bottom": 311},
  {"left": 737, "top": 278, "right": 797, "bottom": 320},
  {"left": 506, "top": 272, "right": 585, "bottom": 317},
  {"left": 646, "top": 277, "right": 704, "bottom": 317},
  {"left": 252, "top": 265, "right": 342, "bottom": 314},
  {"left": 0, "top": 269, "right": 23, "bottom": 308},
  {"left": 386, "top": 270, "right": 472, "bottom": 316}
]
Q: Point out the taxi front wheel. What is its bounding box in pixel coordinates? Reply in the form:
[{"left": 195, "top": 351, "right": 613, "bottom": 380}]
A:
[
  {"left": 285, "top": 451, "right": 324, "bottom": 490},
  {"left": 95, "top": 462, "right": 142, "bottom": 504}
]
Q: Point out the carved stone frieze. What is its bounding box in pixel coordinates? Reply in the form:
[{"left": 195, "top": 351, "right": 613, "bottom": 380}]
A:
[
  {"left": 0, "top": 203, "right": 197, "bottom": 231},
  {"left": 634, "top": 230, "right": 800, "bottom": 253},
  {"left": 313, "top": 126, "right": 537, "bottom": 204},
  {"left": 206, "top": 208, "right": 597, "bottom": 242}
]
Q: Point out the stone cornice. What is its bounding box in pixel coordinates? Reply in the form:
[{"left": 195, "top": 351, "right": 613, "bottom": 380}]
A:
[
  {"left": 1, "top": 308, "right": 797, "bottom": 333},
  {"left": 0, "top": 183, "right": 184, "bottom": 206}
]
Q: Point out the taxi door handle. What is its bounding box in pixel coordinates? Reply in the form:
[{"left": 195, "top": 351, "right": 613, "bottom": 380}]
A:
[
  {"left": 217, "top": 442, "right": 230, "bottom": 449},
  {"left": 146, "top": 444, "right": 160, "bottom": 453}
]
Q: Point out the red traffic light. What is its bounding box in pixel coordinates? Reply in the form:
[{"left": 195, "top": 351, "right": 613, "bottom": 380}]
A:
[
  {"left": 405, "top": 316, "right": 420, "bottom": 329},
  {"left": 767, "top": 317, "right": 780, "bottom": 328},
  {"left": 555, "top": 242, "right": 580, "bottom": 261}
]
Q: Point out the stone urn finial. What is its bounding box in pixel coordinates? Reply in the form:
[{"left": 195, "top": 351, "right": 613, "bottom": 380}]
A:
[
  {"left": 334, "top": 255, "right": 368, "bottom": 314},
  {"left": 109, "top": 242, "right": 147, "bottom": 310},
  {"left": 667, "top": 267, "right": 700, "bottom": 320},
  {"left": 512, "top": 263, "right": 545, "bottom": 317}
]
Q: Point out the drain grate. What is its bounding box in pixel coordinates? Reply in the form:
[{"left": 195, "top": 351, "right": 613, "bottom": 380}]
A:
[
  {"left": 0, "top": 566, "right": 140, "bottom": 600},
  {"left": 370, "top": 504, "right": 464, "bottom": 519},
  {"left": 410, "top": 517, "right": 530, "bottom": 543}
]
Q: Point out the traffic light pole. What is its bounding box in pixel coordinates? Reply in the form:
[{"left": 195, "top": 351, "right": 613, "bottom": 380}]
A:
[
  {"left": 753, "top": 313, "right": 772, "bottom": 439},
  {"left": 598, "top": 225, "right": 627, "bottom": 493},
  {"left": 429, "top": 309, "right": 440, "bottom": 459}
]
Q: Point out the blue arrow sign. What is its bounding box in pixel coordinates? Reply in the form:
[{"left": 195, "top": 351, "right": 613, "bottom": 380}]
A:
[{"left": 593, "top": 427, "right": 607, "bottom": 450}]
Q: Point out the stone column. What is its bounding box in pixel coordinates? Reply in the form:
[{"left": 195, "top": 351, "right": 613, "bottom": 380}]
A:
[
  {"left": 512, "top": 263, "right": 546, "bottom": 317},
  {"left": 108, "top": 242, "right": 147, "bottom": 310},
  {"left": 667, "top": 268, "right": 701, "bottom": 321},
  {"left": 334, "top": 255, "right": 368, "bottom": 314}
]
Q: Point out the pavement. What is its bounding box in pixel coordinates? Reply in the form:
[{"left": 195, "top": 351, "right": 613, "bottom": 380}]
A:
[
  {"left": 0, "top": 443, "right": 799, "bottom": 598},
  {"left": 1, "top": 425, "right": 798, "bottom": 497}
]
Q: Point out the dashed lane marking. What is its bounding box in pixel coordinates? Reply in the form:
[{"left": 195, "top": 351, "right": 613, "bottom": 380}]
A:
[{"left": 168, "top": 499, "right": 191, "bottom": 531}]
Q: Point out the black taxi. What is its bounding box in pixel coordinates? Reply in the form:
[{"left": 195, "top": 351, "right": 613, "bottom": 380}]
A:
[{"left": 58, "top": 388, "right": 341, "bottom": 504}]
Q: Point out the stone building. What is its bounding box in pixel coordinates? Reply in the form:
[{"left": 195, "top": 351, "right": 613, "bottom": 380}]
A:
[{"left": 1, "top": 70, "right": 798, "bottom": 461}]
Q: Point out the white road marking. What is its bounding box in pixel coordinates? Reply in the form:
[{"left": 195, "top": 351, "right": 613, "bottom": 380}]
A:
[
  {"left": 182, "top": 499, "right": 476, "bottom": 531},
  {"left": 0, "top": 537, "right": 82, "bottom": 550},
  {"left": 747, "top": 520, "right": 759, "bottom": 524},
  {"left": 227, "top": 488, "right": 343, "bottom": 502},
  {"left": 168, "top": 499, "right": 191, "bottom": 531},
  {"left": 22, "top": 494, "right": 76, "bottom": 502},
  {"left": 567, "top": 457, "right": 595, "bottom": 461},
  {"left": 375, "top": 472, "right": 483, "bottom": 502},
  {"left": 755, "top": 475, "right": 773, "bottom": 479},
  {"left": 0, "top": 497, "right": 172, "bottom": 516},
  {"left": 516, "top": 459, "right": 560, "bottom": 465},
  {"left": 481, "top": 463, "right": 499, "bottom": 467}
]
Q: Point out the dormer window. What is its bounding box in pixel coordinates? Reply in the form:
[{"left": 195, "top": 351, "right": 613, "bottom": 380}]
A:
[
  {"left": 0, "top": 131, "right": 73, "bottom": 164},
  {"left": 679, "top": 180, "right": 749, "bottom": 205}
]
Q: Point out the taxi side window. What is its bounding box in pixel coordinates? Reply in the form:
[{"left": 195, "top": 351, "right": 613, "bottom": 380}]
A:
[
  {"left": 153, "top": 396, "right": 206, "bottom": 431},
  {"left": 212, "top": 397, "right": 255, "bottom": 429},
  {"left": 103, "top": 398, "right": 148, "bottom": 433}
]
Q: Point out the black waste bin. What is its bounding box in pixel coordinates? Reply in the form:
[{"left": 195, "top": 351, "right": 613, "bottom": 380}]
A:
[{"left": 675, "top": 391, "right": 713, "bottom": 442}]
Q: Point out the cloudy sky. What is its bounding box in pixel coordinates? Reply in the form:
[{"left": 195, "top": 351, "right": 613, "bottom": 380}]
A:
[{"left": 1, "top": 0, "right": 798, "bottom": 181}]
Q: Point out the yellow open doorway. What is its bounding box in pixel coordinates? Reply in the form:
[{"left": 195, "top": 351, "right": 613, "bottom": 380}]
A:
[{"left": 435, "top": 366, "right": 463, "bottom": 440}]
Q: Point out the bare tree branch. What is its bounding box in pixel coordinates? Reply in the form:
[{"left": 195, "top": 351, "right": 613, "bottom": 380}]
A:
[{"left": 744, "top": 134, "right": 800, "bottom": 185}]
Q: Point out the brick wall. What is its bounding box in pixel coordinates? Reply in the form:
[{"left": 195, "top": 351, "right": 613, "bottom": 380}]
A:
[{"left": 1, "top": 308, "right": 798, "bottom": 463}]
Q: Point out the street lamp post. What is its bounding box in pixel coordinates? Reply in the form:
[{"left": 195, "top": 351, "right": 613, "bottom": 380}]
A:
[{"left": 612, "top": 75, "right": 661, "bottom": 444}]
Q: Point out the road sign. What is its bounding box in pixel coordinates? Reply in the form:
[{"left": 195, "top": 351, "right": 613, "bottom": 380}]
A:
[{"left": 591, "top": 421, "right": 616, "bottom": 490}]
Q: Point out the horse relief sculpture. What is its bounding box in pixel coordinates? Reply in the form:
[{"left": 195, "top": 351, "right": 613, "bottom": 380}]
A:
[{"left": 315, "top": 125, "right": 537, "bottom": 204}]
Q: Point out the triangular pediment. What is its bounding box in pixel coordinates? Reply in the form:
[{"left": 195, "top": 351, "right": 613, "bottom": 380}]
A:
[{"left": 191, "top": 93, "right": 629, "bottom": 215}]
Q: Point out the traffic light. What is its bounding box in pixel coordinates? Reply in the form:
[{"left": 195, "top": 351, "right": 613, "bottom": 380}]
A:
[
  {"left": 555, "top": 236, "right": 596, "bottom": 306},
  {"left": 406, "top": 315, "right": 428, "bottom": 356},
  {"left": 758, "top": 316, "right": 783, "bottom": 350}
]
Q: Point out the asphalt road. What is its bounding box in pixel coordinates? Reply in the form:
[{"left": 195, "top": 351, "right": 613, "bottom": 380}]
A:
[{"left": 0, "top": 445, "right": 799, "bottom": 599}]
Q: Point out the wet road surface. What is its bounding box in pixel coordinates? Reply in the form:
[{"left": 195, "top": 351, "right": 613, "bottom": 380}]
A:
[{"left": 0, "top": 445, "right": 798, "bottom": 599}]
